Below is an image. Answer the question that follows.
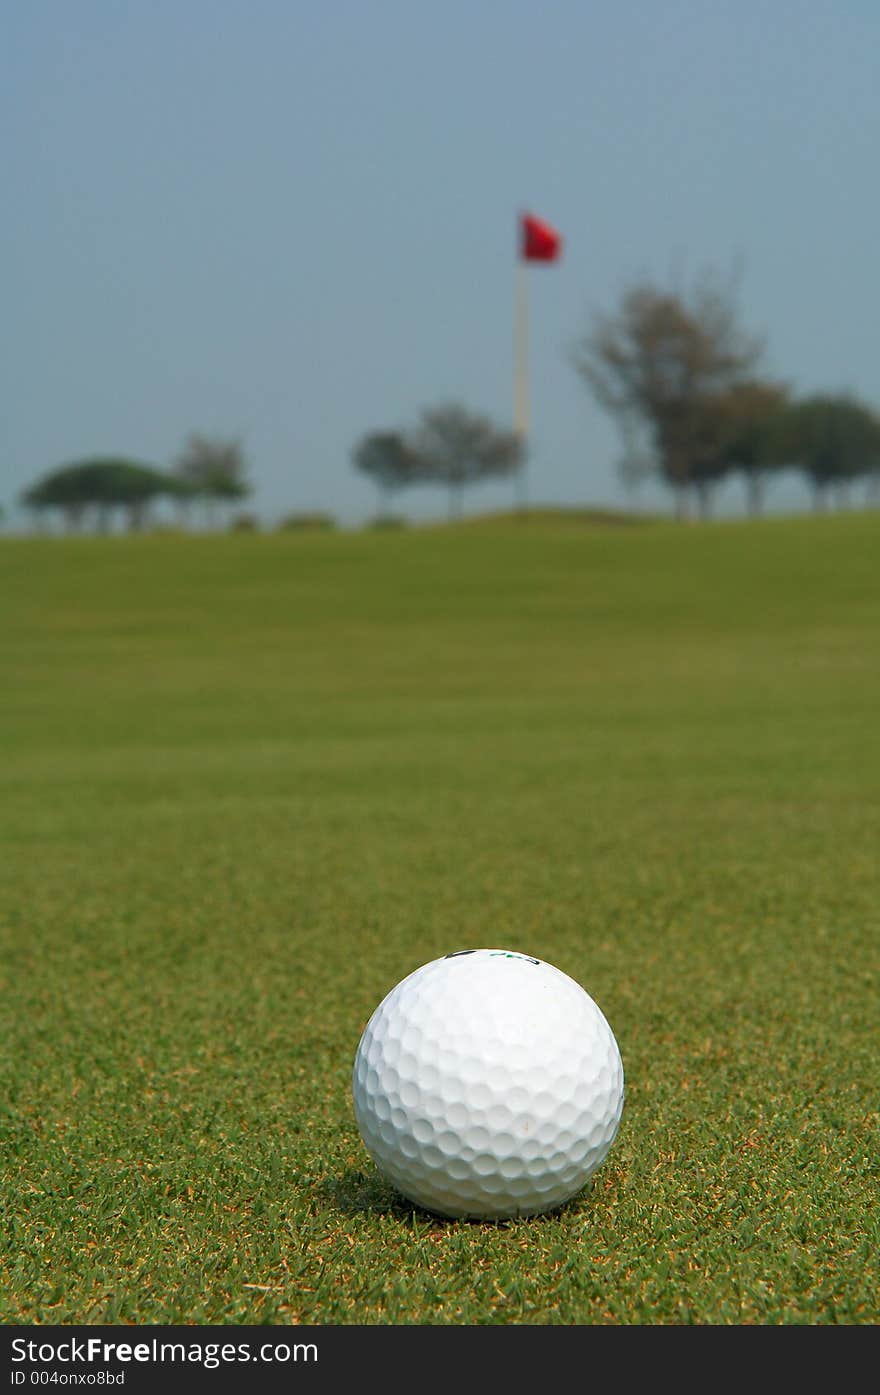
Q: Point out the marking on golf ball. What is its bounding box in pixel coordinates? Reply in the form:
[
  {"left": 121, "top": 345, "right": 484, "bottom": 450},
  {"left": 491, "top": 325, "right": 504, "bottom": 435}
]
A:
[{"left": 352, "top": 949, "right": 624, "bottom": 1219}]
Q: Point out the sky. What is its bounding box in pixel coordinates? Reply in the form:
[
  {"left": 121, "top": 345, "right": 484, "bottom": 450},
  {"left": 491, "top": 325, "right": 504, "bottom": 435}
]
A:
[{"left": 3, "top": 0, "right": 879, "bottom": 527}]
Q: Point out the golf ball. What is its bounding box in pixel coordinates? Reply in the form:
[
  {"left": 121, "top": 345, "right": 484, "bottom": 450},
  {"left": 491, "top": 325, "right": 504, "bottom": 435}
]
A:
[{"left": 352, "top": 949, "right": 624, "bottom": 1219}]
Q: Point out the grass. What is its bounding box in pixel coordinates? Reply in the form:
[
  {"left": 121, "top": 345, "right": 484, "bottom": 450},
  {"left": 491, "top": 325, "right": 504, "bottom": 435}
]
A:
[{"left": 1, "top": 510, "right": 878, "bottom": 1325}]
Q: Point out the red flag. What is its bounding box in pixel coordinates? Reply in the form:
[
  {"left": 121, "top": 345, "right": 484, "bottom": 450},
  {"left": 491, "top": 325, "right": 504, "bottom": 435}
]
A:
[{"left": 520, "top": 211, "right": 562, "bottom": 262}]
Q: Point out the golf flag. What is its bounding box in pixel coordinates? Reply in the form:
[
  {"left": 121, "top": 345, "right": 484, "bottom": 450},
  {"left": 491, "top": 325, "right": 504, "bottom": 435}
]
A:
[
  {"left": 515, "top": 210, "right": 562, "bottom": 439},
  {"left": 514, "top": 211, "right": 562, "bottom": 507},
  {"left": 520, "top": 211, "right": 562, "bottom": 262}
]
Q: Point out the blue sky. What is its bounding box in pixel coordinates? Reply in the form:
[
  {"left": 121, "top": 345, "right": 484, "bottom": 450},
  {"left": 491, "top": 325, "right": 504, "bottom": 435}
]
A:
[{"left": 3, "top": 0, "right": 879, "bottom": 525}]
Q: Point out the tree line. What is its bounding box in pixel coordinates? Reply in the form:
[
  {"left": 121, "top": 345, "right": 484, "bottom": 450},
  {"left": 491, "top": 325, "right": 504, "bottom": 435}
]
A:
[
  {"left": 19, "top": 407, "right": 524, "bottom": 535},
  {"left": 355, "top": 269, "right": 880, "bottom": 521},
  {"left": 571, "top": 270, "right": 880, "bottom": 518},
  {"left": 15, "top": 266, "right": 880, "bottom": 532},
  {"left": 20, "top": 435, "right": 250, "bottom": 533}
]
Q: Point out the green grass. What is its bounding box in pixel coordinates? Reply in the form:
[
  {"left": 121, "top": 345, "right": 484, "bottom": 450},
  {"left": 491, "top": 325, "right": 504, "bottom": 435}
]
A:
[{"left": 1, "top": 511, "right": 878, "bottom": 1325}]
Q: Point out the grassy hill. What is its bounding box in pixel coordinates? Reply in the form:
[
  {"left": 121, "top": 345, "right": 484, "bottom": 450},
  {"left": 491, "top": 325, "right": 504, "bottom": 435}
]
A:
[{"left": 1, "top": 512, "right": 878, "bottom": 1323}]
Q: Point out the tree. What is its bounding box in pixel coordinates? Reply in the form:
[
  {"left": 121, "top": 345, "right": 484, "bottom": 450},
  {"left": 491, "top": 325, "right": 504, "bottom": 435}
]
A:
[
  {"left": 774, "top": 394, "right": 880, "bottom": 511},
  {"left": 612, "top": 412, "right": 658, "bottom": 508},
  {"left": 352, "top": 431, "right": 419, "bottom": 516},
  {"left": 103, "top": 461, "right": 175, "bottom": 532},
  {"left": 572, "top": 269, "right": 762, "bottom": 518},
  {"left": 20, "top": 459, "right": 173, "bottom": 533},
  {"left": 173, "top": 434, "right": 250, "bottom": 528},
  {"left": 708, "top": 379, "right": 790, "bottom": 517},
  {"left": 21, "top": 467, "right": 89, "bottom": 532},
  {"left": 412, "top": 403, "right": 524, "bottom": 520}
]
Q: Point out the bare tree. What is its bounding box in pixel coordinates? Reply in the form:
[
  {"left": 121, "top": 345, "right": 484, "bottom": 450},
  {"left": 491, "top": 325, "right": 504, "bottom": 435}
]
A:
[
  {"left": 572, "top": 268, "right": 762, "bottom": 519},
  {"left": 174, "top": 434, "right": 250, "bottom": 529}
]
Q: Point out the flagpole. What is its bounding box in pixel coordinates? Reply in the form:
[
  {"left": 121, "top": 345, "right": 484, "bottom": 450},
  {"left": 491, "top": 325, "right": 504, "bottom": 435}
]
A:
[
  {"left": 515, "top": 210, "right": 560, "bottom": 516},
  {"left": 514, "top": 254, "right": 529, "bottom": 514}
]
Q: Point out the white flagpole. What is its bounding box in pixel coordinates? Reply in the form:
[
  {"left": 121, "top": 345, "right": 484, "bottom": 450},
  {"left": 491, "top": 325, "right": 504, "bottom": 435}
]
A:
[{"left": 514, "top": 253, "right": 529, "bottom": 512}]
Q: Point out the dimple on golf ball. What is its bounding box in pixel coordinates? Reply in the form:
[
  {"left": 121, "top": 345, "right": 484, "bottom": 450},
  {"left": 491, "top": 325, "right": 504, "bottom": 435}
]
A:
[{"left": 351, "top": 949, "right": 624, "bottom": 1219}]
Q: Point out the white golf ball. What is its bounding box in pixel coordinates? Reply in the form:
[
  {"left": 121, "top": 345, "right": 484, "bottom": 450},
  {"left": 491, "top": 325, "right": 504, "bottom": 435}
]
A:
[{"left": 351, "top": 949, "right": 624, "bottom": 1219}]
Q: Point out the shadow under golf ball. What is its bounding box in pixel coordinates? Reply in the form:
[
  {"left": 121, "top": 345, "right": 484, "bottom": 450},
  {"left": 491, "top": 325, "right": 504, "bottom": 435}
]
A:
[{"left": 320, "top": 1166, "right": 594, "bottom": 1226}]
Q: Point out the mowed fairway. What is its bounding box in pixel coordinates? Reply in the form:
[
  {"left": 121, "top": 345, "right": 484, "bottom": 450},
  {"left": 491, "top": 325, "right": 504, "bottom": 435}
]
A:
[{"left": 1, "top": 512, "right": 878, "bottom": 1325}]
